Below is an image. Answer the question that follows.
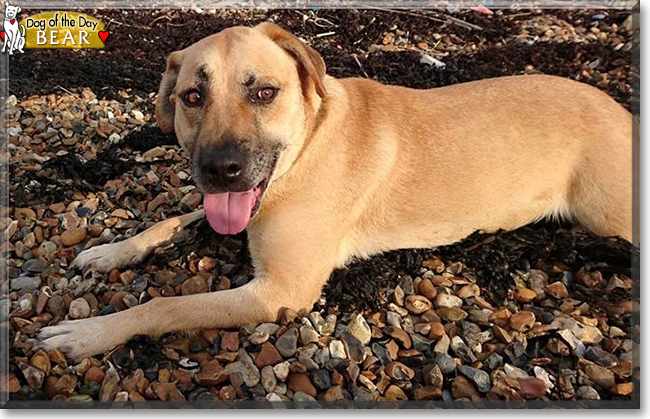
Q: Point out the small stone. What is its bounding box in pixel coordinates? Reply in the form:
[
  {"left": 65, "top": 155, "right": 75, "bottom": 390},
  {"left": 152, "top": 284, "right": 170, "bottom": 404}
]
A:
[
  {"left": 484, "top": 353, "right": 504, "bottom": 370},
  {"left": 405, "top": 295, "right": 433, "bottom": 314},
  {"left": 610, "top": 382, "right": 633, "bottom": 396},
  {"left": 417, "top": 278, "right": 438, "bottom": 300},
  {"left": 510, "top": 311, "right": 535, "bottom": 332},
  {"left": 99, "top": 366, "right": 120, "bottom": 401},
  {"left": 513, "top": 287, "right": 537, "bottom": 303},
  {"left": 84, "top": 366, "right": 105, "bottom": 385},
  {"left": 577, "top": 268, "right": 603, "bottom": 288},
  {"left": 60, "top": 227, "right": 87, "bottom": 246},
  {"left": 450, "top": 336, "right": 476, "bottom": 363},
  {"left": 585, "top": 364, "right": 615, "bottom": 389},
  {"left": 261, "top": 365, "right": 277, "bottom": 393},
  {"left": 225, "top": 350, "right": 260, "bottom": 387},
  {"left": 329, "top": 340, "right": 347, "bottom": 359},
  {"left": 54, "top": 374, "right": 78, "bottom": 396},
  {"left": 546, "top": 282, "right": 569, "bottom": 298},
  {"left": 384, "top": 385, "right": 408, "bottom": 401},
  {"left": 22, "top": 365, "right": 45, "bottom": 389},
  {"left": 30, "top": 350, "right": 50, "bottom": 374},
  {"left": 452, "top": 376, "right": 481, "bottom": 400},
  {"left": 504, "top": 363, "right": 529, "bottom": 379},
  {"left": 384, "top": 326, "right": 412, "bottom": 349},
  {"left": 181, "top": 275, "right": 208, "bottom": 295},
  {"left": 311, "top": 369, "right": 332, "bottom": 391},
  {"left": 10, "top": 276, "right": 41, "bottom": 291},
  {"left": 220, "top": 331, "right": 240, "bottom": 352},
  {"left": 414, "top": 386, "right": 442, "bottom": 400},
  {"left": 69, "top": 297, "right": 91, "bottom": 319},
  {"left": 341, "top": 332, "right": 366, "bottom": 363},
  {"left": 557, "top": 329, "right": 586, "bottom": 356},
  {"left": 275, "top": 327, "right": 299, "bottom": 358},
  {"left": 255, "top": 342, "right": 283, "bottom": 368},
  {"left": 517, "top": 377, "right": 547, "bottom": 399},
  {"left": 422, "top": 364, "right": 444, "bottom": 388},
  {"left": 249, "top": 331, "right": 270, "bottom": 345},
  {"left": 433, "top": 352, "right": 456, "bottom": 375},
  {"left": 458, "top": 365, "right": 491, "bottom": 392},
  {"left": 288, "top": 373, "right": 317, "bottom": 398},
  {"left": 585, "top": 346, "right": 618, "bottom": 367},
  {"left": 576, "top": 385, "right": 601, "bottom": 400},
  {"left": 428, "top": 322, "right": 446, "bottom": 341},
  {"left": 385, "top": 361, "right": 415, "bottom": 381},
  {"left": 195, "top": 360, "right": 228, "bottom": 386},
  {"left": 435, "top": 293, "right": 463, "bottom": 309},
  {"left": 273, "top": 361, "right": 290, "bottom": 382},
  {"left": 437, "top": 307, "right": 468, "bottom": 322},
  {"left": 346, "top": 313, "right": 371, "bottom": 345}
]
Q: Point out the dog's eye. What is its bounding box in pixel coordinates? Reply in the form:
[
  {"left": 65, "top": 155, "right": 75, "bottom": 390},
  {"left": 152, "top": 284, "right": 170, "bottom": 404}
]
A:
[
  {"left": 182, "top": 89, "right": 203, "bottom": 107},
  {"left": 253, "top": 87, "right": 278, "bottom": 103}
]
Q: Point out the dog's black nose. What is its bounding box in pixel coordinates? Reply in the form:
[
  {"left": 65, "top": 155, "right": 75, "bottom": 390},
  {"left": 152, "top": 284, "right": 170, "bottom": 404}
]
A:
[{"left": 199, "top": 143, "right": 246, "bottom": 188}]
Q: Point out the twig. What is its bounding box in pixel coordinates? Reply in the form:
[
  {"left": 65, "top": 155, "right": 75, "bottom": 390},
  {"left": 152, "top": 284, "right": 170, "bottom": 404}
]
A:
[
  {"left": 316, "top": 31, "right": 336, "bottom": 38},
  {"left": 351, "top": 53, "right": 369, "bottom": 78},
  {"left": 369, "top": 7, "right": 483, "bottom": 31},
  {"left": 55, "top": 85, "right": 80, "bottom": 98}
]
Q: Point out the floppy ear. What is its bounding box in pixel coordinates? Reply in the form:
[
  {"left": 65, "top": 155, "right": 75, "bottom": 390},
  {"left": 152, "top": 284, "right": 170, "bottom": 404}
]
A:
[
  {"left": 156, "top": 51, "right": 183, "bottom": 133},
  {"left": 255, "top": 22, "right": 326, "bottom": 98},
  {"left": 16, "top": 6, "right": 21, "bottom": 13}
]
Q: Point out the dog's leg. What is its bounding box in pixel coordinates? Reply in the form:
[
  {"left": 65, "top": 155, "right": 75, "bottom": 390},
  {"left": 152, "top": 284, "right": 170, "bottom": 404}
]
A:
[
  {"left": 38, "top": 219, "right": 339, "bottom": 360},
  {"left": 71, "top": 209, "right": 205, "bottom": 272}
]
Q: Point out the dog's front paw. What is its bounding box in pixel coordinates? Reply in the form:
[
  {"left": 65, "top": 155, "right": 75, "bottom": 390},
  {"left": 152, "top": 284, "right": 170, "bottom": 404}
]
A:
[
  {"left": 37, "top": 316, "right": 122, "bottom": 361},
  {"left": 71, "top": 240, "right": 143, "bottom": 272}
]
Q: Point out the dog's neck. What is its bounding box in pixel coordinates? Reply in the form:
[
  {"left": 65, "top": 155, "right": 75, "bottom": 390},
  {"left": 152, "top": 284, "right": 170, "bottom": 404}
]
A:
[{"left": 5, "top": 16, "right": 16, "bottom": 21}]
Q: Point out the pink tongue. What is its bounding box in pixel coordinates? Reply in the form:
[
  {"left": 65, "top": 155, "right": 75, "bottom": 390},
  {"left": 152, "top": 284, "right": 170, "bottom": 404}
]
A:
[{"left": 203, "top": 189, "right": 259, "bottom": 235}]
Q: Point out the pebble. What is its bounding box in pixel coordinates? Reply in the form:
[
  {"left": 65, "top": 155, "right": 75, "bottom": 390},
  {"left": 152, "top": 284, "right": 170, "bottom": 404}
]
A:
[
  {"left": 255, "top": 342, "right": 283, "bottom": 368},
  {"left": 517, "top": 377, "right": 547, "bottom": 399},
  {"left": 226, "top": 350, "right": 261, "bottom": 387},
  {"left": 275, "top": 327, "right": 299, "bottom": 358},
  {"left": 428, "top": 322, "right": 446, "bottom": 341},
  {"left": 546, "top": 281, "right": 569, "bottom": 298},
  {"left": 261, "top": 365, "right": 277, "bottom": 393},
  {"left": 10, "top": 276, "right": 41, "bottom": 291},
  {"left": 386, "top": 361, "right": 415, "bottom": 381},
  {"left": 610, "top": 382, "right": 633, "bottom": 396},
  {"left": 510, "top": 311, "right": 536, "bottom": 331},
  {"left": 60, "top": 227, "right": 87, "bottom": 246},
  {"left": 452, "top": 376, "right": 480, "bottom": 400},
  {"left": 584, "top": 364, "right": 615, "bottom": 389},
  {"left": 576, "top": 385, "right": 601, "bottom": 400},
  {"left": 435, "top": 293, "right": 463, "bottom": 309},
  {"left": 458, "top": 365, "right": 491, "bottom": 392},
  {"left": 436, "top": 307, "right": 468, "bottom": 321},
  {"left": 311, "top": 369, "right": 332, "bottom": 391},
  {"left": 346, "top": 313, "right": 371, "bottom": 345},
  {"left": 433, "top": 352, "right": 457, "bottom": 375},
  {"left": 288, "top": 373, "right": 317, "bottom": 398},
  {"left": 99, "top": 366, "right": 120, "bottom": 401},
  {"left": 68, "top": 297, "right": 91, "bottom": 319},
  {"left": 384, "top": 326, "right": 412, "bottom": 349},
  {"left": 513, "top": 287, "right": 537, "bottom": 302},
  {"left": 557, "top": 329, "right": 587, "bottom": 356},
  {"left": 422, "top": 364, "right": 444, "bottom": 388},
  {"left": 195, "top": 360, "right": 228, "bottom": 386},
  {"left": 341, "top": 332, "right": 366, "bottom": 363},
  {"left": 417, "top": 278, "right": 438, "bottom": 300},
  {"left": 273, "top": 361, "right": 290, "bottom": 382},
  {"left": 181, "top": 275, "right": 208, "bottom": 295},
  {"left": 450, "top": 336, "right": 477, "bottom": 363},
  {"left": 384, "top": 385, "right": 408, "bottom": 401},
  {"left": 405, "top": 295, "right": 433, "bottom": 314},
  {"left": 329, "top": 340, "right": 347, "bottom": 359}
]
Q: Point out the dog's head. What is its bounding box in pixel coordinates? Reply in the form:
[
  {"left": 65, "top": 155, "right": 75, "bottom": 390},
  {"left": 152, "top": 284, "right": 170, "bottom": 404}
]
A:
[
  {"left": 2, "top": 2, "right": 20, "bottom": 19},
  {"left": 156, "top": 23, "right": 326, "bottom": 235}
]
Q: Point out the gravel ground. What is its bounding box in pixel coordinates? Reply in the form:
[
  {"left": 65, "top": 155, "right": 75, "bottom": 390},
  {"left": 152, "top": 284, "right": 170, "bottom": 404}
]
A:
[{"left": 1, "top": 8, "right": 639, "bottom": 405}]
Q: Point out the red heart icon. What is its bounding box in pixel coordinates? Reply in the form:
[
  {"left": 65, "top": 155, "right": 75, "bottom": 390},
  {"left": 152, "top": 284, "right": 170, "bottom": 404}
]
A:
[
  {"left": 10, "top": 20, "right": 15, "bottom": 24},
  {"left": 98, "top": 31, "right": 109, "bottom": 43},
  {"left": 0, "top": 31, "right": 4, "bottom": 41}
]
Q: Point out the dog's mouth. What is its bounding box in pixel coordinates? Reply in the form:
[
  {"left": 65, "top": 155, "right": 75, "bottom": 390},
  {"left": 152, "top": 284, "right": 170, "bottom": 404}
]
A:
[{"left": 202, "top": 169, "right": 273, "bottom": 236}]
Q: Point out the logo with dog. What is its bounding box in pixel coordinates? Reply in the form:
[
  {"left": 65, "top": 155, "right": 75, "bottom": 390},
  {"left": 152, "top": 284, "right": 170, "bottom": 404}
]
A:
[
  {"left": 1, "top": 1, "right": 25, "bottom": 54},
  {"left": 1, "top": 1, "right": 108, "bottom": 53}
]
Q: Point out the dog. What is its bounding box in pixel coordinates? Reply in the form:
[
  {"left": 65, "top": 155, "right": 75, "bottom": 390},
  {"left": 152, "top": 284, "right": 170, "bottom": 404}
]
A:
[
  {"left": 1, "top": 1, "right": 25, "bottom": 55},
  {"left": 38, "top": 23, "right": 633, "bottom": 360}
]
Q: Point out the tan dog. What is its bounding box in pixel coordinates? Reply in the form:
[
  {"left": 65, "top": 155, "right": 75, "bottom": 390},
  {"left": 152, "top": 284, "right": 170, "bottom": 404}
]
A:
[{"left": 38, "top": 23, "right": 633, "bottom": 360}]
